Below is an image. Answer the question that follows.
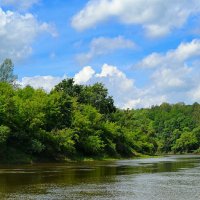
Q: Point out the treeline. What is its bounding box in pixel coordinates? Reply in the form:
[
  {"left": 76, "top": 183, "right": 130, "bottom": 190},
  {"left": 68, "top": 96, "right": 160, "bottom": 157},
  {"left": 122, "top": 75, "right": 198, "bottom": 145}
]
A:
[{"left": 0, "top": 59, "right": 200, "bottom": 163}]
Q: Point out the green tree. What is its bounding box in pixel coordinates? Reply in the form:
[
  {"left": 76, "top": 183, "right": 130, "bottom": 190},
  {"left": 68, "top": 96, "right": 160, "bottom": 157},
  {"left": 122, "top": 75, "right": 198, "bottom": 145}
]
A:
[
  {"left": 0, "top": 82, "right": 16, "bottom": 128},
  {"left": 79, "top": 83, "right": 116, "bottom": 115},
  {"left": 0, "top": 59, "right": 17, "bottom": 84},
  {"left": 0, "top": 125, "right": 10, "bottom": 145},
  {"left": 46, "top": 91, "right": 74, "bottom": 130},
  {"left": 54, "top": 79, "right": 116, "bottom": 115},
  {"left": 172, "top": 131, "right": 198, "bottom": 153},
  {"left": 54, "top": 78, "right": 83, "bottom": 97}
]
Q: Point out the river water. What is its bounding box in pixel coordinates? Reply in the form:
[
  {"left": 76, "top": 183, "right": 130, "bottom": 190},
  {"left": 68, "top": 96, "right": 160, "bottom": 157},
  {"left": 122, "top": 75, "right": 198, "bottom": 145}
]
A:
[{"left": 0, "top": 155, "right": 200, "bottom": 200}]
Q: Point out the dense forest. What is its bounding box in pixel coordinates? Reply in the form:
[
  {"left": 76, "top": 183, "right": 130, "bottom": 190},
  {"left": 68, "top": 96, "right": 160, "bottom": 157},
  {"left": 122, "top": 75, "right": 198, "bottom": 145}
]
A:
[{"left": 0, "top": 59, "right": 200, "bottom": 163}]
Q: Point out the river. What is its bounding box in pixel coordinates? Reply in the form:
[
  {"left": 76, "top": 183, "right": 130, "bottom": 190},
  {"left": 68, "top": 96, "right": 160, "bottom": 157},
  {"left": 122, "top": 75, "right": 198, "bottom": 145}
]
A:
[{"left": 0, "top": 155, "right": 200, "bottom": 200}]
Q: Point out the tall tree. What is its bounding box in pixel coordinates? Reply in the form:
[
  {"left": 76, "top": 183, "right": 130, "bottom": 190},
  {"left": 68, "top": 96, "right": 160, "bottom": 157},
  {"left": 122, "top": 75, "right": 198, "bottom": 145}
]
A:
[{"left": 0, "top": 59, "right": 17, "bottom": 84}]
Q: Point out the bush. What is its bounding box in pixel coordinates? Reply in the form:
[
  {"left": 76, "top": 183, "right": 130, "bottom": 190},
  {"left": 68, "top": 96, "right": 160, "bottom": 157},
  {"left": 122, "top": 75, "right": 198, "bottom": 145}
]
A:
[
  {"left": 0, "top": 125, "right": 10, "bottom": 145},
  {"left": 83, "top": 135, "right": 105, "bottom": 156}
]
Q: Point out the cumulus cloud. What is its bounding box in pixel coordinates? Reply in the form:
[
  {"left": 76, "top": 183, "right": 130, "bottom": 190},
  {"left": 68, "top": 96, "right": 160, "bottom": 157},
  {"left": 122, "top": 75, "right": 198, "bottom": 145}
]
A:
[
  {"left": 1, "top": 0, "right": 39, "bottom": 10},
  {"left": 73, "top": 64, "right": 170, "bottom": 108},
  {"left": 135, "top": 39, "right": 200, "bottom": 104},
  {"left": 19, "top": 39, "right": 200, "bottom": 108},
  {"left": 74, "top": 40, "right": 200, "bottom": 108},
  {"left": 138, "top": 39, "right": 200, "bottom": 69},
  {"left": 19, "top": 64, "right": 140, "bottom": 108},
  {"left": 135, "top": 39, "right": 200, "bottom": 94},
  {"left": 19, "top": 75, "right": 66, "bottom": 92},
  {"left": 74, "top": 66, "right": 95, "bottom": 84},
  {"left": 17, "top": 64, "right": 195, "bottom": 109},
  {"left": 76, "top": 36, "right": 135, "bottom": 64},
  {"left": 189, "top": 86, "right": 200, "bottom": 101},
  {"left": 72, "top": 0, "right": 200, "bottom": 37},
  {"left": 0, "top": 8, "right": 57, "bottom": 62},
  {"left": 95, "top": 64, "right": 134, "bottom": 92},
  {"left": 151, "top": 67, "right": 191, "bottom": 91},
  {"left": 73, "top": 64, "right": 141, "bottom": 108}
]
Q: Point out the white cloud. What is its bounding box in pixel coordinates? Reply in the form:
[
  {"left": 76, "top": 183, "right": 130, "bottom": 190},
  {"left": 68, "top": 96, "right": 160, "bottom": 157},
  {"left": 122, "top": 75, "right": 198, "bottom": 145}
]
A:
[
  {"left": 17, "top": 64, "right": 195, "bottom": 109},
  {"left": 0, "top": 8, "right": 57, "bottom": 62},
  {"left": 76, "top": 36, "right": 135, "bottom": 64},
  {"left": 138, "top": 40, "right": 200, "bottom": 69},
  {"left": 72, "top": 0, "right": 200, "bottom": 37},
  {"left": 19, "top": 64, "right": 140, "bottom": 108},
  {"left": 74, "top": 64, "right": 141, "bottom": 108},
  {"left": 123, "top": 99, "right": 142, "bottom": 110},
  {"left": 189, "top": 86, "right": 200, "bottom": 101},
  {"left": 95, "top": 64, "right": 134, "bottom": 92},
  {"left": 1, "top": 0, "right": 39, "bottom": 10},
  {"left": 136, "top": 40, "right": 200, "bottom": 93},
  {"left": 74, "top": 66, "right": 95, "bottom": 84},
  {"left": 19, "top": 39, "right": 200, "bottom": 108},
  {"left": 73, "top": 64, "right": 170, "bottom": 108},
  {"left": 19, "top": 75, "right": 66, "bottom": 92},
  {"left": 151, "top": 67, "right": 191, "bottom": 90},
  {"left": 75, "top": 40, "right": 200, "bottom": 108},
  {"left": 135, "top": 39, "right": 200, "bottom": 104}
]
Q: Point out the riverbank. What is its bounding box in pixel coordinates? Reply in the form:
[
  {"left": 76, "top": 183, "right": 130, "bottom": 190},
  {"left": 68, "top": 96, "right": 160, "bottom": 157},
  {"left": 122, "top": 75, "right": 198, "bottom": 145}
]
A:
[
  {"left": 0, "top": 151, "right": 163, "bottom": 165},
  {"left": 2, "top": 146, "right": 199, "bottom": 165},
  {"left": 0, "top": 148, "right": 155, "bottom": 164}
]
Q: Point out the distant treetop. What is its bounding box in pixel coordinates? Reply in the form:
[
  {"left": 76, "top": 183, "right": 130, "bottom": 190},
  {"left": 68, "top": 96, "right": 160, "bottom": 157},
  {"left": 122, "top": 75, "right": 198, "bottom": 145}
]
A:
[{"left": 0, "top": 59, "right": 17, "bottom": 85}]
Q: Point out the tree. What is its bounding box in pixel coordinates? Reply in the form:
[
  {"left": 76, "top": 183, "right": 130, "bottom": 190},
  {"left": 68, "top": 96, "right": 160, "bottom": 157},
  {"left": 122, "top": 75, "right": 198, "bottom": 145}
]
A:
[
  {"left": 53, "top": 78, "right": 83, "bottom": 97},
  {"left": 0, "top": 125, "right": 10, "bottom": 145},
  {"left": 0, "top": 125, "right": 10, "bottom": 157},
  {"left": 0, "top": 82, "right": 16, "bottom": 128},
  {"left": 46, "top": 91, "right": 74, "bottom": 130},
  {"left": 79, "top": 83, "right": 116, "bottom": 115},
  {"left": 172, "top": 131, "right": 198, "bottom": 153},
  {"left": 54, "top": 79, "right": 116, "bottom": 115},
  {"left": 0, "top": 59, "right": 17, "bottom": 84}
]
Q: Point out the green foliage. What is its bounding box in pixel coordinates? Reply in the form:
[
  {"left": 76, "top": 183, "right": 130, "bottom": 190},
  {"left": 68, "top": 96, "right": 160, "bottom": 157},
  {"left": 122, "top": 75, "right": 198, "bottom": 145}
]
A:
[
  {"left": 46, "top": 91, "right": 73, "bottom": 130},
  {"left": 51, "top": 129, "right": 76, "bottom": 155},
  {"left": 0, "top": 125, "right": 10, "bottom": 145},
  {"left": 79, "top": 83, "right": 116, "bottom": 115},
  {"left": 1, "top": 62, "right": 200, "bottom": 163},
  {"left": 53, "top": 79, "right": 116, "bottom": 115},
  {"left": 83, "top": 135, "right": 105, "bottom": 155},
  {"left": 31, "top": 139, "right": 45, "bottom": 153},
  {"left": 172, "top": 131, "right": 198, "bottom": 153},
  {"left": 0, "top": 59, "right": 17, "bottom": 84},
  {"left": 54, "top": 78, "right": 82, "bottom": 97}
]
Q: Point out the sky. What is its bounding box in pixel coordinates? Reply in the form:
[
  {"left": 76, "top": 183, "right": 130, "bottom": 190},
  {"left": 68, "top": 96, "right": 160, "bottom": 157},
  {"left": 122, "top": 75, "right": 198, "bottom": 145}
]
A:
[{"left": 1, "top": 0, "right": 200, "bottom": 108}]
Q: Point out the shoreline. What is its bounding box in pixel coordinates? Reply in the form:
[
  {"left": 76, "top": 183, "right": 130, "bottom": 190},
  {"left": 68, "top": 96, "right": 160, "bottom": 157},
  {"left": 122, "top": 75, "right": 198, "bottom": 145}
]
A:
[{"left": 3, "top": 154, "right": 200, "bottom": 165}]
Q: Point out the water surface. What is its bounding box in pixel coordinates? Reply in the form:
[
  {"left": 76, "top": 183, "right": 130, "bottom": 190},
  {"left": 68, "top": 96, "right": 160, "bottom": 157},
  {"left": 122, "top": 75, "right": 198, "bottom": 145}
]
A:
[{"left": 0, "top": 155, "right": 200, "bottom": 199}]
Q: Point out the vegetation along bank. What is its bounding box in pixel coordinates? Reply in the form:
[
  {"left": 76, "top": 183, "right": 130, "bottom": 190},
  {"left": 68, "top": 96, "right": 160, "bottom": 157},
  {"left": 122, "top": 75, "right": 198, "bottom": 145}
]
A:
[{"left": 0, "top": 59, "right": 200, "bottom": 163}]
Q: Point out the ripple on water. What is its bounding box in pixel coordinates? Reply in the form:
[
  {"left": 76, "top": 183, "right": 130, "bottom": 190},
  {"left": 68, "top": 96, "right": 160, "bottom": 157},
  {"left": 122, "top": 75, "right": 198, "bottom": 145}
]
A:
[{"left": 1, "top": 155, "right": 200, "bottom": 200}]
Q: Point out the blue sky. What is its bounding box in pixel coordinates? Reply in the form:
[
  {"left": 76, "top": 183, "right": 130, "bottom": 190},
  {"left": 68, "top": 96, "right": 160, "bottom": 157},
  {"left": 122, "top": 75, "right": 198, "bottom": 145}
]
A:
[{"left": 1, "top": 0, "right": 200, "bottom": 108}]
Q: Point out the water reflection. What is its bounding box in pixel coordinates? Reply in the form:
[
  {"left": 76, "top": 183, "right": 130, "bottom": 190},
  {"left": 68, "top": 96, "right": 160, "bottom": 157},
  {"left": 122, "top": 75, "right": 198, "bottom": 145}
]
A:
[{"left": 0, "top": 155, "right": 200, "bottom": 200}]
